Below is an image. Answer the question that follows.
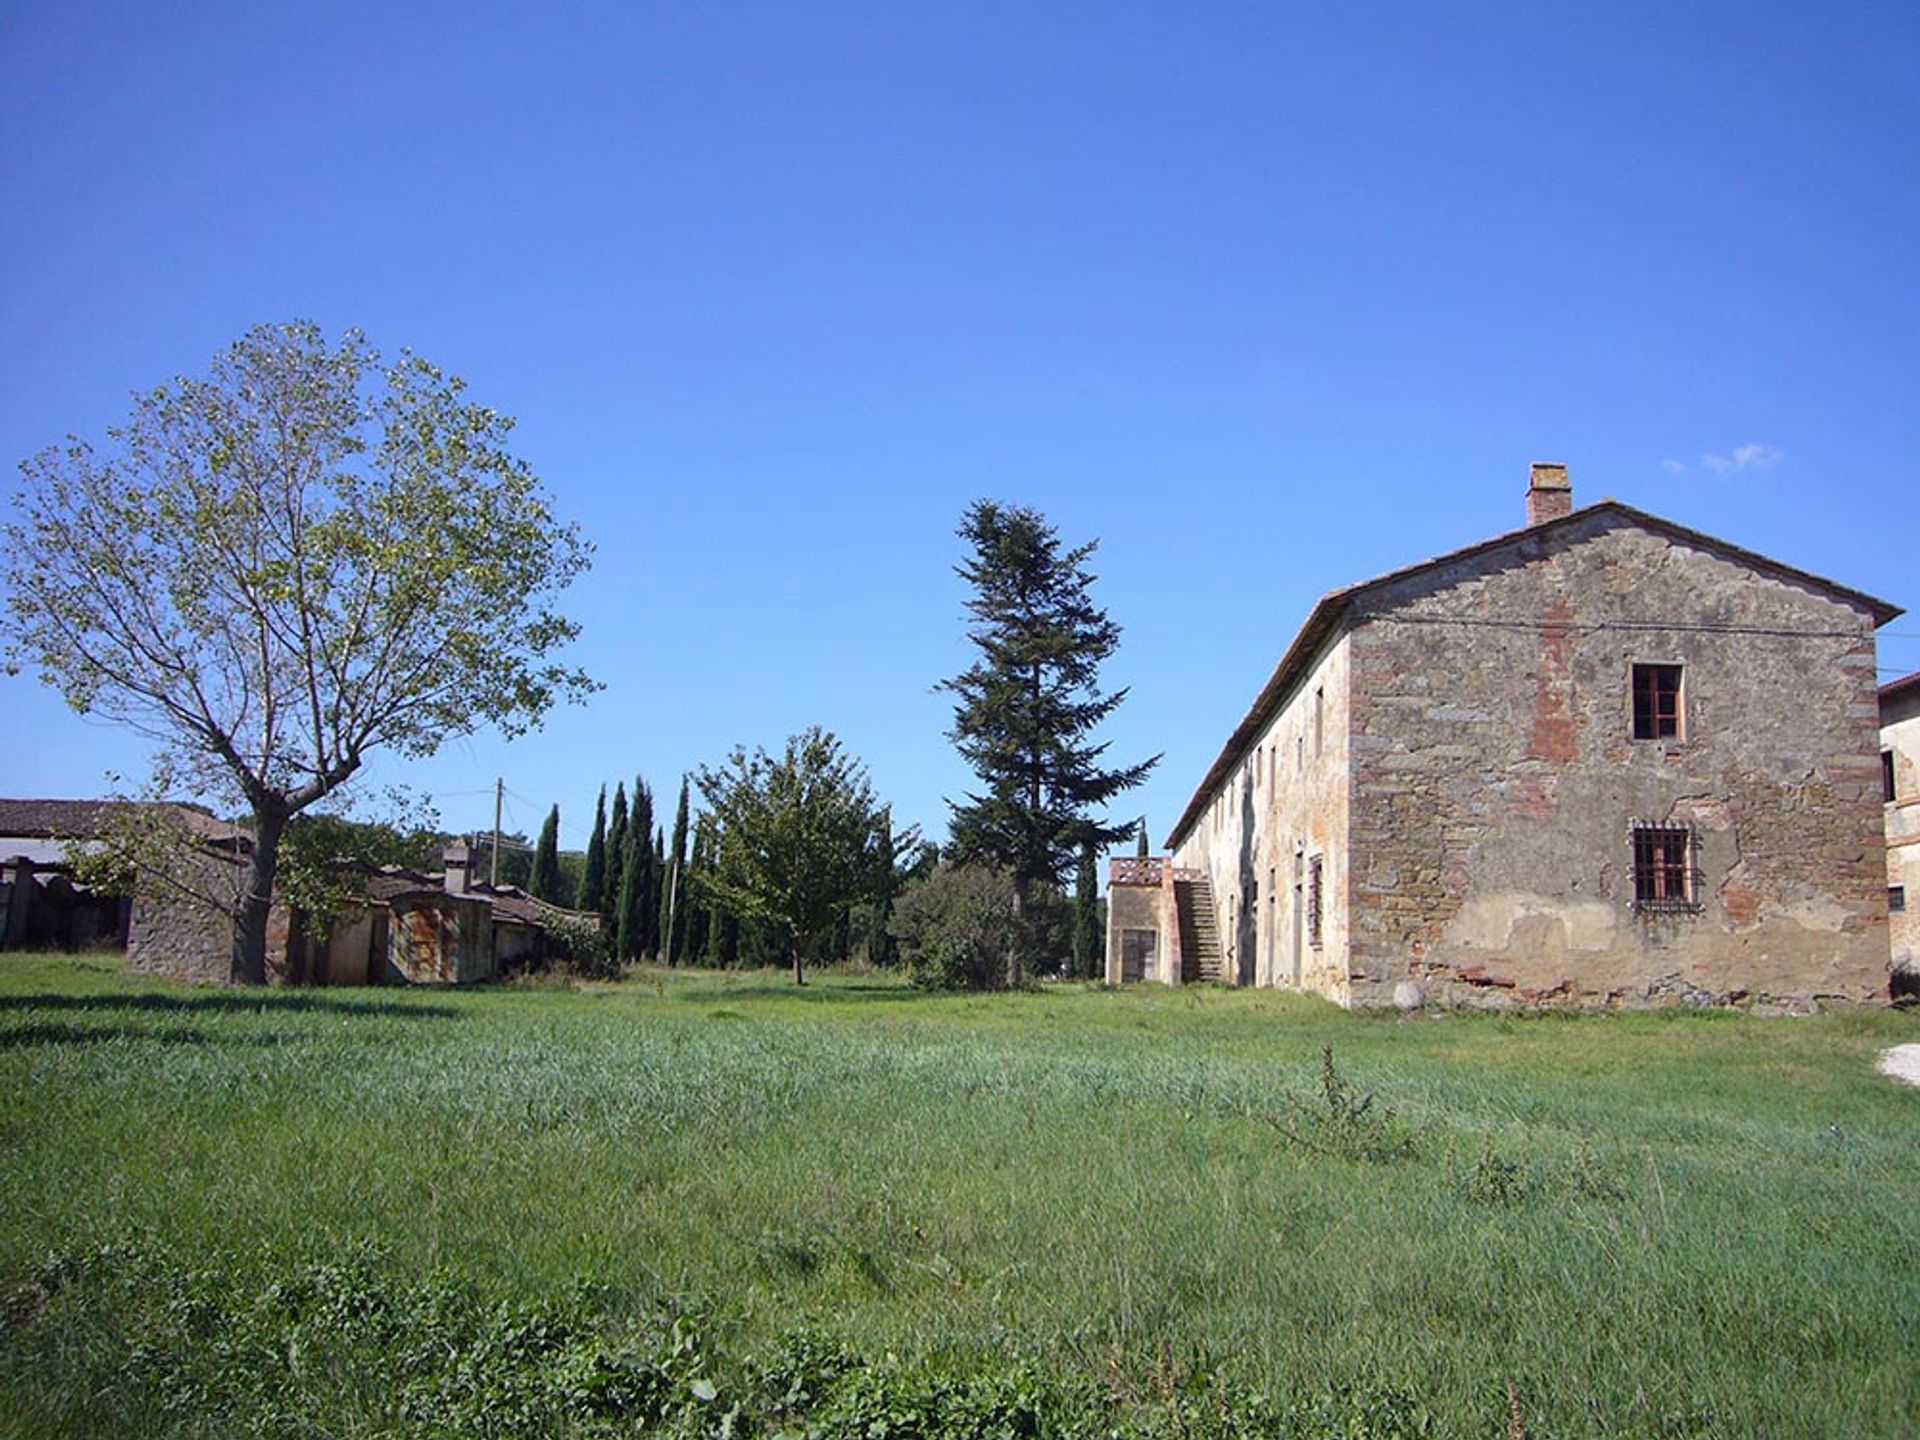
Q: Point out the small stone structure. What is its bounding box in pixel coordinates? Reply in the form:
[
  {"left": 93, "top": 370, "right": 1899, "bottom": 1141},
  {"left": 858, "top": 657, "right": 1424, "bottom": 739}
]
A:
[{"left": 1113, "top": 464, "right": 1901, "bottom": 1010}]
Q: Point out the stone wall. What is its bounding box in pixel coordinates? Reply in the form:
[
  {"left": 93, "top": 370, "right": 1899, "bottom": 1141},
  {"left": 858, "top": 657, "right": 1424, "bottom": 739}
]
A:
[
  {"left": 1883, "top": 687, "right": 1920, "bottom": 982},
  {"left": 1172, "top": 631, "right": 1354, "bottom": 999},
  {"left": 1345, "top": 512, "right": 1890, "bottom": 1009}
]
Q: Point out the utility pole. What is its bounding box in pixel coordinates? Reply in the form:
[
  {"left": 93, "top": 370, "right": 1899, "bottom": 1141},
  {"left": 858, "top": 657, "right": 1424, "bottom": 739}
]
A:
[{"left": 492, "top": 777, "right": 503, "bottom": 887}]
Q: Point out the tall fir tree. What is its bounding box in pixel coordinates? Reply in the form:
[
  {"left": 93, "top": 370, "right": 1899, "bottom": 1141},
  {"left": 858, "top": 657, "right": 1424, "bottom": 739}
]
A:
[
  {"left": 1072, "top": 838, "right": 1100, "bottom": 979},
  {"left": 1136, "top": 823, "right": 1150, "bottom": 859},
  {"left": 941, "top": 500, "right": 1158, "bottom": 985},
  {"left": 529, "top": 804, "right": 561, "bottom": 901},
  {"left": 579, "top": 785, "right": 608, "bottom": 912},
  {"left": 660, "top": 778, "right": 691, "bottom": 965},
  {"left": 606, "top": 782, "right": 629, "bottom": 914},
  {"left": 649, "top": 827, "right": 666, "bottom": 958}
]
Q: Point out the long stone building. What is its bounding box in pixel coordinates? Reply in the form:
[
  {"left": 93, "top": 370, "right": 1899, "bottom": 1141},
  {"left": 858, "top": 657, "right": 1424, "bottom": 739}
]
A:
[{"left": 1109, "top": 464, "right": 1900, "bottom": 1010}]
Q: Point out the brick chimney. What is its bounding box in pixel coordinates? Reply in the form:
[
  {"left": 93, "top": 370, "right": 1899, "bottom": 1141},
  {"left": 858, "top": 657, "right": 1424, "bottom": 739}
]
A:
[
  {"left": 443, "top": 839, "right": 470, "bottom": 895},
  {"left": 1526, "top": 461, "right": 1572, "bottom": 526}
]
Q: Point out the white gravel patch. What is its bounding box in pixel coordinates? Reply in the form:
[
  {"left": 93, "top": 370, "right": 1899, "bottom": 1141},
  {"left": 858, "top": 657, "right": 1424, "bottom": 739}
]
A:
[{"left": 1876, "top": 1044, "right": 1920, "bottom": 1088}]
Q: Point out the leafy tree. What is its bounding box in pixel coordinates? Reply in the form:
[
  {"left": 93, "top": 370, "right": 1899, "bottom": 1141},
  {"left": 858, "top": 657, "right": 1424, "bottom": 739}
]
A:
[
  {"left": 579, "top": 786, "right": 608, "bottom": 912},
  {"left": 0, "top": 322, "right": 594, "bottom": 983},
  {"left": 695, "top": 727, "right": 886, "bottom": 985},
  {"left": 940, "top": 501, "right": 1157, "bottom": 985},
  {"left": 529, "top": 804, "right": 560, "bottom": 901},
  {"left": 660, "top": 778, "right": 691, "bottom": 965},
  {"left": 1072, "top": 838, "right": 1101, "bottom": 979}
]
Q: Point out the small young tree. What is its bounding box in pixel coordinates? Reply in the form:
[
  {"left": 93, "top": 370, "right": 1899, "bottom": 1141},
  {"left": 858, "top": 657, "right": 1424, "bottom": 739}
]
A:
[
  {"left": 695, "top": 727, "right": 886, "bottom": 985},
  {"left": 529, "top": 804, "right": 561, "bottom": 901},
  {"left": 579, "top": 785, "right": 608, "bottom": 912},
  {"left": 940, "top": 501, "right": 1158, "bottom": 985},
  {"left": 1, "top": 322, "right": 595, "bottom": 982}
]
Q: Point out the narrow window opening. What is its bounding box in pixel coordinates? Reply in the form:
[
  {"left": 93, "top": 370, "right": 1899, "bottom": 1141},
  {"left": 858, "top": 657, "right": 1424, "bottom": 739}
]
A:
[
  {"left": 1891, "top": 886, "right": 1907, "bottom": 914},
  {"left": 1885, "top": 750, "right": 1898, "bottom": 804},
  {"left": 1306, "top": 855, "right": 1324, "bottom": 948},
  {"left": 1632, "top": 664, "right": 1683, "bottom": 740}
]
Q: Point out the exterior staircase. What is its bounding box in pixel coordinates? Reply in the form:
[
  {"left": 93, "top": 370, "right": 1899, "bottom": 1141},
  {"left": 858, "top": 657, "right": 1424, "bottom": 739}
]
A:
[{"left": 1174, "top": 876, "right": 1224, "bottom": 983}]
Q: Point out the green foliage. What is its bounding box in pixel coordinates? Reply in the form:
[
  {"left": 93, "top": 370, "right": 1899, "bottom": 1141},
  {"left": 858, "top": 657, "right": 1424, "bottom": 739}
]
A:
[
  {"left": 615, "top": 777, "right": 647, "bottom": 965},
  {"left": 891, "top": 862, "right": 1070, "bottom": 989},
  {"left": 941, "top": 500, "right": 1157, "bottom": 984},
  {"left": 695, "top": 727, "right": 888, "bottom": 984},
  {"left": 1, "top": 321, "right": 595, "bottom": 983},
  {"left": 580, "top": 786, "right": 609, "bottom": 913},
  {"left": 529, "top": 804, "right": 561, "bottom": 902}
]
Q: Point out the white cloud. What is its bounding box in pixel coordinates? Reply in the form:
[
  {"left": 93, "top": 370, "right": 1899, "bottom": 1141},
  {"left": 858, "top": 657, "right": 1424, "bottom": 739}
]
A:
[
  {"left": 1700, "top": 442, "right": 1783, "bottom": 476},
  {"left": 1661, "top": 458, "right": 1688, "bottom": 475}
]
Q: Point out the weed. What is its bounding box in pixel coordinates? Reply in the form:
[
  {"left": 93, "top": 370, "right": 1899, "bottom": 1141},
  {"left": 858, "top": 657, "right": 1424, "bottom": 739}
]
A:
[{"left": 1269, "top": 1044, "right": 1417, "bottom": 1163}]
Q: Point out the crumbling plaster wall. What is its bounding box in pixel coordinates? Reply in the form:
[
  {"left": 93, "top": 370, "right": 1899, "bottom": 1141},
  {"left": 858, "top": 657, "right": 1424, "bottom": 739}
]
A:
[
  {"left": 1173, "top": 632, "right": 1353, "bottom": 1000},
  {"left": 1345, "top": 513, "right": 1889, "bottom": 1009}
]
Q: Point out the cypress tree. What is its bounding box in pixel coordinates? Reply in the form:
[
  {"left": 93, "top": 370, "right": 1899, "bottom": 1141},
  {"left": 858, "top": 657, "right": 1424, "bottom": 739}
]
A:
[
  {"left": 1136, "top": 823, "right": 1150, "bottom": 859},
  {"left": 1072, "top": 838, "right": 1100, "bottom": 979},
  {"left": 579, "top": 786, "right": 608, "bottom": 912},
  {"left": 864, "top": 808, "right": 898, "bottom": 968},
  {"left": 661, "top": 778, "right": 691, "bottom": 965},
  {"left": 530, "top": 804, "right": 561, "bottom": 901},
  {"left": 649, "top": 826, "right": 666, "bottom": 959},
  {"left": 630, "top": 780, "right": 655, "bottom": 957},
  {"left": 606, "top": 781, "right": 629, "bottom": 914},
  {"left": 614, "top": 784, "right": 644, "bottom": 963}
]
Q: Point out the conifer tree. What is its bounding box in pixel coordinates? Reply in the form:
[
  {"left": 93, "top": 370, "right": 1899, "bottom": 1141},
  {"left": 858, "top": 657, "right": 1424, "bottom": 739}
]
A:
[
  {"left": 1137, "top": 823, "right": 1150, "bottom": 859},
  {"left": 606, "top": 782, "right": 629, "bottom": 915},
  {"left": 1072, "top": 838, "right": 1100, "bottom": 979},
  {"left": 649, "top": 826, "right": 666, "bottom": 958},
  {"left": 530, "top": 804, "right": 561, "bottom": 901},
  {"left": 630, "top": 781, "right": 655, "bottom": 957},
  {"left": 661, "top": 778, "right": 691, "bottom": 965},
  {"left": 614, "top": 779, "right": 645, "bottom": 963},
  {"left": 579, "top": 786, "right": 608, "bottom": 912},
  {"left": 864, "top": 808, "right": 899, "bottom": 968},
  {"left": 941, "top": 500, "right": 1158, "bottom": 985}
]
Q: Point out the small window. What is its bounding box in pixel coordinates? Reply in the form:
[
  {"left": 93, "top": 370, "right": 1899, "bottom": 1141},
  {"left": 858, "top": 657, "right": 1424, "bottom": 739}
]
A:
[
  {"left": 1630, "top": 823, "right": 1697, "bottom": 913},
  {"left": 1891, "top": 886, "right": 1907, "bottom": 914},
  {"left": 1306, "top": 855, "right": 1324, "bottom": 947},
  {"left": 1886, "top": 751, "right": 1898, "bottom": 804},
  {"left": 1632, "top": 664, "right": 1683, "bottom": 740}
]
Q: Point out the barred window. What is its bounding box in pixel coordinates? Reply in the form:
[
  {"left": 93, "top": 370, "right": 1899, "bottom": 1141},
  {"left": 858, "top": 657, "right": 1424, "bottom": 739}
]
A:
[
  {"left": 1631, "top": 823, "right": 1698, "bottom": 913},
  {"left": 1632, "top": 664, "right": 1683, "bottom": 740},
  {"left": 1306, "top": 854, "right": 1324, "bottom": 948},
  {"left": 1891, "top": 887, "right": 1907, "bottom": 914}
]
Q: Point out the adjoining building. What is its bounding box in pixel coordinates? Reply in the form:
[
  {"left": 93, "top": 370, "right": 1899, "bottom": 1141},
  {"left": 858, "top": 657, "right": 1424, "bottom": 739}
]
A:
[
  {"left": 1110, "top": 464, "right": 1900, "bottom": 1010},
  {"left": 1883, "top": 671, "right": 1920, "bottom": 989}
]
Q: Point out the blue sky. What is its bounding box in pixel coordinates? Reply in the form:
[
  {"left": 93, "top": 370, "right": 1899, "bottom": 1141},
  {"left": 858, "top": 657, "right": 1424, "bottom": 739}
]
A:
[{"left": 3, "top": 2, "right": 1917, "bottom": 854}]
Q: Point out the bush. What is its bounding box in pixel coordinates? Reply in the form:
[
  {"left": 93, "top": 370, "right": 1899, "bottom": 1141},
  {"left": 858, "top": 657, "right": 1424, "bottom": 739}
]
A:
[{"left": 890, "top": 864, "right": 1070, "bottom": 989}]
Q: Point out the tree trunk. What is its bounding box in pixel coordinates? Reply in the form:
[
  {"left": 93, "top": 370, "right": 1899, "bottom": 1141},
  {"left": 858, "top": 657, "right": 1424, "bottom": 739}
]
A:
[
  {"left": 791, "top": 923, "right": 805, "bottom": 986},
  {"left": 230, "top": 805, "right": 287, "bottom": 986}
]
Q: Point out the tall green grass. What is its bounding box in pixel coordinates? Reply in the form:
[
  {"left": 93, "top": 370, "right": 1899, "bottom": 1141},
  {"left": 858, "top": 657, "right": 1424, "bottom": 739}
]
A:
[{"left": 2, "top": 953, "right": 1916, "bottom": 1436}]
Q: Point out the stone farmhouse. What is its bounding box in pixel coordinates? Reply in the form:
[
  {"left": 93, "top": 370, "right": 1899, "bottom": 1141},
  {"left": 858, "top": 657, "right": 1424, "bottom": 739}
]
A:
[
  {"left": 1108, "top": 464, "right": 1900, "bottom": 1010},
  {"left": 1883, "top": 671, "right": 1920, "bottom": 987}
]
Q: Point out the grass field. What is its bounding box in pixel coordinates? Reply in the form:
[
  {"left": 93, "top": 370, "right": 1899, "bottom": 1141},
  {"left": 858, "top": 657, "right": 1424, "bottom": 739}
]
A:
[{"left": 2, "top": 953, "right": 1917, "bottom": 1437}]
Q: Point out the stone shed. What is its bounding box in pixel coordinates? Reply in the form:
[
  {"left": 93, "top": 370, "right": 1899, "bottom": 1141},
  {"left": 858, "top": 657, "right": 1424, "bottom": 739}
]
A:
[{"left": 1112, "top": 464, "right": 1900, "bottom": 1010}]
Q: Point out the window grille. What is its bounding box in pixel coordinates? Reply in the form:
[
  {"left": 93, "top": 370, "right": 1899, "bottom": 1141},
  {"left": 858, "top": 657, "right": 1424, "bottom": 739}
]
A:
[{"left": 1629, "top": 821, "right": 1700, "bottom": 914}]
